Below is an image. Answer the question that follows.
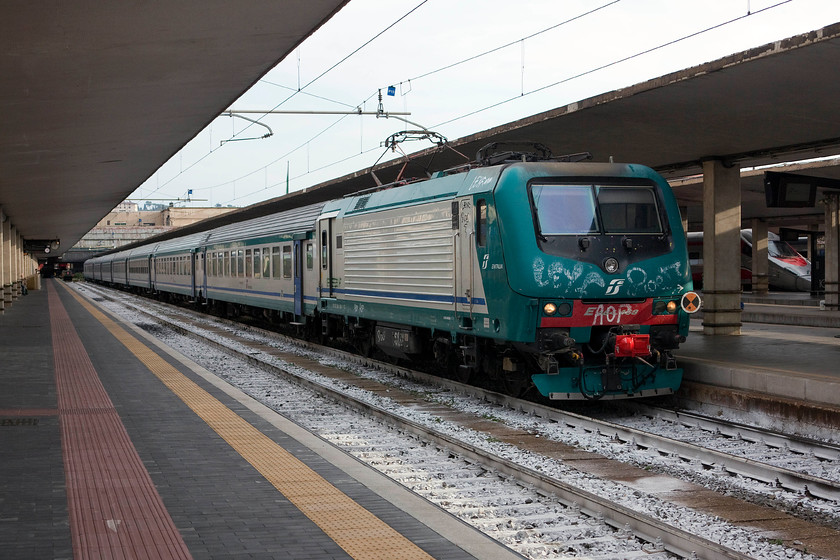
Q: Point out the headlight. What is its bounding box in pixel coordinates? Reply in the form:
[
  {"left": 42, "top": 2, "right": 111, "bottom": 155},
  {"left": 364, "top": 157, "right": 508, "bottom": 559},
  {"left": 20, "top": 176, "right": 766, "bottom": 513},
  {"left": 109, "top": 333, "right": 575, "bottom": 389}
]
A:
[
  {"left": 603, "top": 257, "right": 619, "bottom": 274},
  {"left": 666, "top": 300, "right": 678, "bottom": 313},
  {"left": 543, "top": 302, "right": 558, "bottom": 315}
]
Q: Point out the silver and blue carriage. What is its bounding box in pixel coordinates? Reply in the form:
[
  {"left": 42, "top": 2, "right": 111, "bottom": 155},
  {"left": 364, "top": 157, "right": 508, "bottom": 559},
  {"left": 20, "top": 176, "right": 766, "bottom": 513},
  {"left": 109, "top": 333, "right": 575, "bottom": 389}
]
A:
[{"left": 200, "top": 203, "right": 324, "bottom": 318}]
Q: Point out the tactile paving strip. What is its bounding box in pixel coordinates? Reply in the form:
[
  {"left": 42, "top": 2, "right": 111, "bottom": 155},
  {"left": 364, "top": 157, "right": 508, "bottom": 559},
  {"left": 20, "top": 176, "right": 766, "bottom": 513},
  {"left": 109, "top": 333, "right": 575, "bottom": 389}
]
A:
[
  {"left": 63, "top": 283, "right": 437, "bottom": 560},
  {"left": 48, "top": 282, "right": 193, "bottom": 560}
]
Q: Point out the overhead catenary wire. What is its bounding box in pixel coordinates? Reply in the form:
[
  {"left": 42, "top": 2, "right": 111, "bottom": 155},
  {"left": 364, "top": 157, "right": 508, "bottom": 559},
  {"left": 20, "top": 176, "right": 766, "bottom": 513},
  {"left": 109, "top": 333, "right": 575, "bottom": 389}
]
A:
[
  {"left": 137, "top": 1, "right": 430, "bottom": 201},
  {"left": 226, "top": 0, "right": 430, "bottom": 143},
  {"left": 142, "top": 1, "right": 617, "bottom": 203},
  {"left": 215, "top": 3, "right": 629, "bottom": 204},
  {"left": 146, "top": 0, "right": 794, "bottom": 207},
  {"left": 431, "top": 0, "right": 794, "bottom": 129},
  {"left": 223, "top": 0, "right": 795, "bottom": 205}
]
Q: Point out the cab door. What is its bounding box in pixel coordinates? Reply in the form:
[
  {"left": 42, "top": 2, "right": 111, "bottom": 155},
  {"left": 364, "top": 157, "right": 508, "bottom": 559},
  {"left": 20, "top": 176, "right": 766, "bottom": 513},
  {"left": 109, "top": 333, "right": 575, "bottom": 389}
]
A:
[{"left": 454, "top": 198, "right": 475, "bottom": 325}]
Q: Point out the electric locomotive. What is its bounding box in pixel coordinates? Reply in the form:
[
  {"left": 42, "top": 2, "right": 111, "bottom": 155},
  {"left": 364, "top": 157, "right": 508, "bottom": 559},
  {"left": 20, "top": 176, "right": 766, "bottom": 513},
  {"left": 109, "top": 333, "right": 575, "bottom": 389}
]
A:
[{"left": 317, "top": 158, "right": 698, "bottom": 400}]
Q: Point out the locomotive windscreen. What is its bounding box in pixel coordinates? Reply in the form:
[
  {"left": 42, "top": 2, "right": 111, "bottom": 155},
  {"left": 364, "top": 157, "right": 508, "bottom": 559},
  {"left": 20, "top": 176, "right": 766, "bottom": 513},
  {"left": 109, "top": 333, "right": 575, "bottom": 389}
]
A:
[
  {"left": 531, "top": 185, "right": 599, "bottom": 234},
  {"left": 597, "top": 187, "right": 661, "bottom": 234},
  {"left": 530, "top": 184, "right": 662, "bottom": 236}
]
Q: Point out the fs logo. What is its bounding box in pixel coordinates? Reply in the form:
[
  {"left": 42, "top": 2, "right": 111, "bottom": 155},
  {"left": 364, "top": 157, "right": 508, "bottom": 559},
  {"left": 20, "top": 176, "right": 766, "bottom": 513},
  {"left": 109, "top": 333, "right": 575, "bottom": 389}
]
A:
[{"left": 605, "top": 279, "right": 625, "bottom": 296}]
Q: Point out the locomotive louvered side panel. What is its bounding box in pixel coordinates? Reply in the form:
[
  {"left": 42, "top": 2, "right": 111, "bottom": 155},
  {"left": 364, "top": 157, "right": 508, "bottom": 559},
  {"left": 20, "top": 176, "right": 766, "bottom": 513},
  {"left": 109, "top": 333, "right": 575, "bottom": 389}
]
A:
[{"left": 342, "top": 204, "right": 455, "bottom": 303}]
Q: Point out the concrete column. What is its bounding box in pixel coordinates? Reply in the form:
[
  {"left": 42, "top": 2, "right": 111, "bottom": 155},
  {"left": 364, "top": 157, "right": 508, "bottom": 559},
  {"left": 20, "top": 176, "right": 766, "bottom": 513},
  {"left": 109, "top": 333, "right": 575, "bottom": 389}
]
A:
[
  {"left": 701, "top": 159, "right": 742, "bottom": 335},
  {"left": 2, "top": 213, "right": 11, "bottom": 307},
  {"left": 12, "top": 227, "right": 20, "bottom": 299},
  {"left": 0, "top": 207, "right": 4, "bottom": 314},
  {"left": 824, "top": 193, "right": 840, "bottom": 310},
  {"left": 751, "top": 219, "right": 769, "bottom": 296},
  {"left": 29, "top": 254, "right": 41, "bottom": 290}
]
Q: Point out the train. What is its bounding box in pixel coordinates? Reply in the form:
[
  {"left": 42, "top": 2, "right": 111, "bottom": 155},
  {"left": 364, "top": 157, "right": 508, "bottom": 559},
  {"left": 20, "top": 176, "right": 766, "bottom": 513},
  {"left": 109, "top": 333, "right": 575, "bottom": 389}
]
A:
[
  {"left": 85, "top": 152, "right": 699, "bottom": 400},
  {"left": 687, "top": 229, "right": 811, "bottom": 292}
]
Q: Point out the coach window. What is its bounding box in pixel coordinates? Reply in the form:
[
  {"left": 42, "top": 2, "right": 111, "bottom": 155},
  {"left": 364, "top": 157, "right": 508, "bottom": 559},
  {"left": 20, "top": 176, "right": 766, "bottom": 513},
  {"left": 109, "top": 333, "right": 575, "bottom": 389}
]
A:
[
  {"left": 253, "top": 248, "right": 261, "bottom": 278},
  {"left": 306, "top": 243, "right": 314, "bottom": 270},
  {"left": 262, "top": 248, "right": 271, "bottom": 279},
  {"left": 283, "top": 246, "right": 292, "bottom": 278},
  {"left": 271, "top": 246, "right": 281, "bottom": 279},
  {"left": 321, "top": 230, "right": 329, "bottom": 269},
  {"left": 237, "top": 250, "right": 244, "bottom": 277},
  {"left": 245, "top": 249, "right": 253, "bottom": 277},
  {"left": 476, "top": 199, "right": 487, "bottom": 247}
]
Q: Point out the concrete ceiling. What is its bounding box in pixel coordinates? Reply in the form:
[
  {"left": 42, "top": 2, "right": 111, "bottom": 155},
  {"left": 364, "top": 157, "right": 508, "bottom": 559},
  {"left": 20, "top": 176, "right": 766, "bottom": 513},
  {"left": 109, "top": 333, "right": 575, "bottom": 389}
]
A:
[{"left": 0, "top": 0, "right": 347, "bottom": 257}]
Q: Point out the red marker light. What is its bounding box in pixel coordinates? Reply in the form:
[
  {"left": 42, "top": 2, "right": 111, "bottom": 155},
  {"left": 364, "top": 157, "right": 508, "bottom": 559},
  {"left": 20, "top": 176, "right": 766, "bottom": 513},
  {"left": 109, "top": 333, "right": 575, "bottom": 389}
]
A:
[{"left": 614, "top": 334, "right": 651, "bottom": 357}]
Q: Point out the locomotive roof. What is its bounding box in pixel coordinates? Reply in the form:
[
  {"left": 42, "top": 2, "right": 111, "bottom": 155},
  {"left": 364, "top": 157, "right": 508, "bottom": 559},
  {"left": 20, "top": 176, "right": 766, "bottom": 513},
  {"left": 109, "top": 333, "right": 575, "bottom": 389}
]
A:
[{"left": 323, "top": 166, "right": 504, "bottom": 217}]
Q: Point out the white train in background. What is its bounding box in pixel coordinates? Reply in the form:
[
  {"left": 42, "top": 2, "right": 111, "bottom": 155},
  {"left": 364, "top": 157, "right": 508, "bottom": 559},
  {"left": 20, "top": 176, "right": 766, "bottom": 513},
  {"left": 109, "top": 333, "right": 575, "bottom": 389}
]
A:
[{"left": 687, "top": 229, "right": 811, "bottom": 292}]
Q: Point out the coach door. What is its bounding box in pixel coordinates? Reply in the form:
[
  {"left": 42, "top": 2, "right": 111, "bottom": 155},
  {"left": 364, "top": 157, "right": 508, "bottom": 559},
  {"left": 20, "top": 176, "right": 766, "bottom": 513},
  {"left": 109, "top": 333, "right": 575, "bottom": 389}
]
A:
[
  {"left": 317, "top": 212, "right": 339, "bottom": 298},
  {"left": 293, "top": 239, "right": 303, "bottom": 315},
  {"left": 150, "top": 255, "right": 157, "bottom": 292},
  {"left": 191, "top": 250, "right": 198, "bottom": 300}
]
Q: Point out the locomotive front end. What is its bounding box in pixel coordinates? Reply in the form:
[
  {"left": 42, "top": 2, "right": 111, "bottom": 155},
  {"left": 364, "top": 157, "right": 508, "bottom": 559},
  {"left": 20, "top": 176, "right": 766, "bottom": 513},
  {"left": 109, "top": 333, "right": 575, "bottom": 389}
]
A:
[{"left": 495, "top": 162, "right": 698, "bottom": 400}]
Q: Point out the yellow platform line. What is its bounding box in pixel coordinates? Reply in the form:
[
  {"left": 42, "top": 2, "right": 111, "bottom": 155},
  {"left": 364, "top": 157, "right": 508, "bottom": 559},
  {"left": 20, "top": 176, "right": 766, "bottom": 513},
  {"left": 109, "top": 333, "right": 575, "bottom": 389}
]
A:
[{"left": 63, "top": 285, "right": 436, "bottom": 560}]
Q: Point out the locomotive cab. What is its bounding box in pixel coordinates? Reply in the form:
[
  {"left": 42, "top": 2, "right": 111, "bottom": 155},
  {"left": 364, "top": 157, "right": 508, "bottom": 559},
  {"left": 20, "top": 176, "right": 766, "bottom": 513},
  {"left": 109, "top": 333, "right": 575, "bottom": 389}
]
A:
[{"left": 491, "top": 162, "right": 697, "bottom": 399}]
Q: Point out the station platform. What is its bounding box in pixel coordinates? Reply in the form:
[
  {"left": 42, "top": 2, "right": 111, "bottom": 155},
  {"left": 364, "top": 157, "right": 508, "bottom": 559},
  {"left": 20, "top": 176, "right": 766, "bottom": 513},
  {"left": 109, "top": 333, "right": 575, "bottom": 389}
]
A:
[
  {"left": 679, "top": 291, "right": 840, "bottom": 423},
  {"left": 0, "top": 280, "right": 523, "bottom": 560}
]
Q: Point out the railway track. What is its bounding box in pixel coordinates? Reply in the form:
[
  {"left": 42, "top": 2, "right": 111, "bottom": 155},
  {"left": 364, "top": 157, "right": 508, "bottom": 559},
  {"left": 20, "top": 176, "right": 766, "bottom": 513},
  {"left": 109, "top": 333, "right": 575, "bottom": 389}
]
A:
[
  {"left": 597, "top": 404, "right": 840, "bottom": 501},
  {"left": 76, "top": 282, "right": 838, "bottom": 560}
]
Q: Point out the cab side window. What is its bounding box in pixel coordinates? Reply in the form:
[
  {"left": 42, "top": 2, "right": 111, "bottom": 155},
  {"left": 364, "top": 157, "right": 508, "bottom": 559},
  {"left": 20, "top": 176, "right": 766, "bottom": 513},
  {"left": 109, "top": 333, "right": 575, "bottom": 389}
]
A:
[{"left": 476, "top": 199, "right": 487, "bottom": 247}]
